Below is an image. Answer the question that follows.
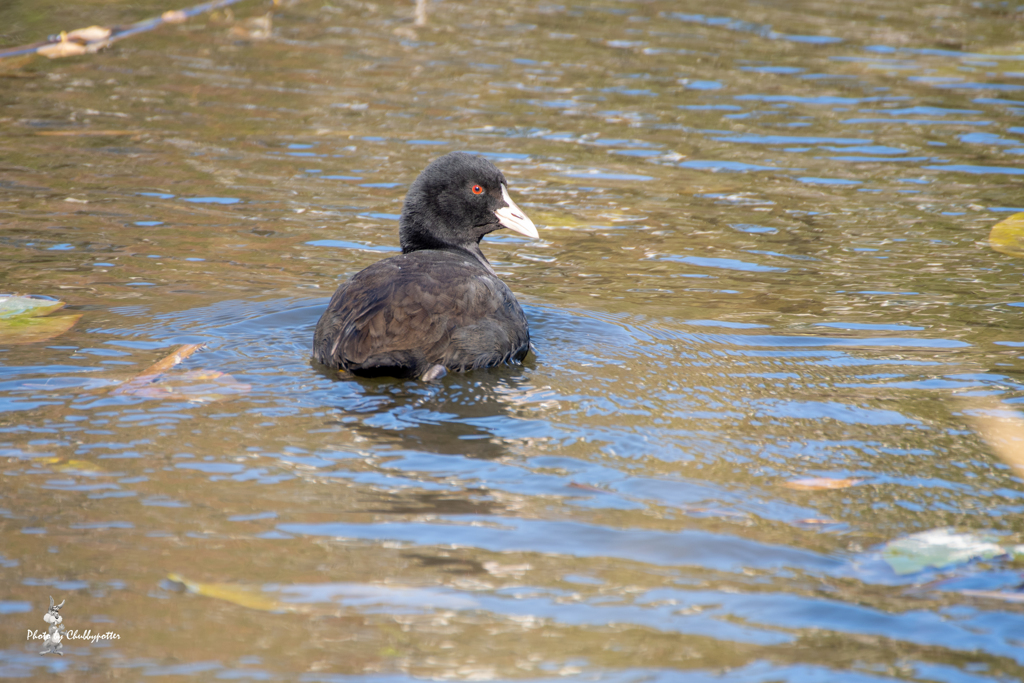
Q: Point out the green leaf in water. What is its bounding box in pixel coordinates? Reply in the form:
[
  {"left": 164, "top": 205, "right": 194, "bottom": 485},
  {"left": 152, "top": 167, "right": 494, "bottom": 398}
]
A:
[
  {"left": 0, "top": 294, "right": 65, "bottom": 319},
  {"left": 881, "top": 527, "right": 1009, "bottom": 576},
  {"left": 0, "top": 295, "right": 81, "bottom": 344}
]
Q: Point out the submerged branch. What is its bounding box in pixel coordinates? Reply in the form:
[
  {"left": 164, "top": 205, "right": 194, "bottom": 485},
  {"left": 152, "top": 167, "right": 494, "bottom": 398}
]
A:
[{"left": 112, "top": 344, "right": 206, "bottom": 395}]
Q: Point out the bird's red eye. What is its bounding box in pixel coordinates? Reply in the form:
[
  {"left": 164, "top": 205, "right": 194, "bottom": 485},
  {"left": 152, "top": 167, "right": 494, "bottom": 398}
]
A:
[{"left": 471, "top": 184, "right": 484, "bottom": 195}]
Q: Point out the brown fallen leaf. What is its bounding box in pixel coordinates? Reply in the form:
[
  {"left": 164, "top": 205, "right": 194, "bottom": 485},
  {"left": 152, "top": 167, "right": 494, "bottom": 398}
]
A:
[
  {"left": 37, "top": 39, "right": 87, "bottom": 59},
  {"left": 2, "top": 0, "right": 254, "bottom": 64},
  {"left": 963, "top": 396, "right": 1024, "bottom": 478},
  {"left": 65, "top": 25, "right": 112, "bottom": 43},
  {"left": 53, "top": 459, "right": 107, "bottom": 474},
  {"left": 168, "top": 574, "right": 309, "bottom": 613},
  {"left": 162, "top": 10, "right": 189, "bottom": 24},
  {"left": 113, "top": 344, "right": 250, "bottom": 403},
  {"left": 782, "top": 477, "right": 862, "bottom": 491},
  {"left": 140, "top": 343, "right": 204, "bottom": 376},
  {"left": 113, "top": 344, "right": 205, "bottom": 395}
]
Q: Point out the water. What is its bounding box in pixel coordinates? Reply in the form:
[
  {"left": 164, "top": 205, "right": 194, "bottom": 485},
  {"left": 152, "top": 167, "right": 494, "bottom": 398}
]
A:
[{"left": 3, "top": 0, "right": 1024, "bottom": 679}]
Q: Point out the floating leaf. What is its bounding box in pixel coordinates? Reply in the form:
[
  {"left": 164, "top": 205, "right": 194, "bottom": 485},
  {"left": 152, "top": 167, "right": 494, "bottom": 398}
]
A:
[
  {"left": 113, "top": 344, "right": 249, "bottom": 402},
  {"left": 162, "top": 10, "right": 189, "bottom": 23},
  {"left": 2, "top": 0, "right": 252, "bottom": 64},
  {"left": 0, "top": 315, "right": 84, "bottom": 345},
  {"left": 782, "top": 477, "right": 861, "bottom": 491},
  {"left": 167, "top": 574, "right": 478, "bottom": 613},
  {"left": 963, "top": 396, "right": 1024, "bottom": 478},
  {"left": 0, "top": 295, "right": 65, "bottom": 319},
  {"left": 134, "top": 344, "right": 202, "bottom": 379},
  {"left": 65, "top": 26, "right": 112, "bottom": 43},
  {"left": 54, "top": 459, "right": 107, "bottom": 474},
  {"left": 0, "top": 295, "right": 80, "bottom": 344},
  {"left": 37, "top": 40, "right": 87, "bottom": 59},
  {"left": 989, "top": 212, "right": 1024, "bottom": 258},
  {"left": 34, "top": 457, "right": 106, "bottom": 474},
  {"left": 882, "top": 528, "right": 1008, "bottom": 576},
  {"left": 168, "top": 574, "right": 302, "bottom": 613},
  {"left": 114, "top": 344, "right": 204, "bottom": 395}
]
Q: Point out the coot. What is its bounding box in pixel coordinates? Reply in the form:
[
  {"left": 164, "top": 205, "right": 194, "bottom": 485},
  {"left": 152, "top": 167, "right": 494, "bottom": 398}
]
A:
[{"left": 312, "top": 152, "right": 538, "bottom": 380}]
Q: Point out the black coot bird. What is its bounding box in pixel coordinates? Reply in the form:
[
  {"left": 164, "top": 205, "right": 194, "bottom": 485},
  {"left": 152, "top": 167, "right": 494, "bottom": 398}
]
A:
[{"left": 312, "top": 152, "right": 538, "bottom": 380}]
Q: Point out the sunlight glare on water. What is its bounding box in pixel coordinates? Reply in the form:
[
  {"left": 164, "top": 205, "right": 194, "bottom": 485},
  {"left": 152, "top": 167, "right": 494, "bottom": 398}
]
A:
[{"left": 2, "top": 0, "right": 1024, "bottom": 680}]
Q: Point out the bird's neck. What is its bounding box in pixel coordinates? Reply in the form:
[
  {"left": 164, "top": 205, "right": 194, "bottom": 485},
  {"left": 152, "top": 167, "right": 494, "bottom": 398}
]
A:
[
  {"left": 458, "top": 243, "right": 497, "bottom": 275},
  {"left": 401, "top": 234, "right": 496, "bottom": 276},
  {"left": 400, "top": 222, "right": 496, "bottom": 275}
]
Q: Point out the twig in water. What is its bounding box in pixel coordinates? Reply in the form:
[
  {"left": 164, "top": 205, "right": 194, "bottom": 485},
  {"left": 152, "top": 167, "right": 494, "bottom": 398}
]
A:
[
  {"left": 0, "top": 0, "right": 252, "bottom": 61},
  {"left": 113, "top": 344, "right": 206, "bottom": 395}
]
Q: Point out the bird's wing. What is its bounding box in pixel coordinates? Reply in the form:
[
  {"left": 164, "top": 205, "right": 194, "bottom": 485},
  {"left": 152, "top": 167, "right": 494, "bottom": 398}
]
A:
[{"left": 313, "top": 255, "right": 507, "bottom": 371}]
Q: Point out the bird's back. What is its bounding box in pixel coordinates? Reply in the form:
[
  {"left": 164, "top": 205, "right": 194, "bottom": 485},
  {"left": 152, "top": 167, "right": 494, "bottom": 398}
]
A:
[{"left": 312, "top": 250, "right": 529, "bottom": 378}]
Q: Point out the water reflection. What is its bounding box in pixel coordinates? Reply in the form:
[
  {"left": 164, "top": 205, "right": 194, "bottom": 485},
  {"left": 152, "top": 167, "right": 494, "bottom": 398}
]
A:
[{"left": 322, "top": 367, "right": 537, "bottom": 461}]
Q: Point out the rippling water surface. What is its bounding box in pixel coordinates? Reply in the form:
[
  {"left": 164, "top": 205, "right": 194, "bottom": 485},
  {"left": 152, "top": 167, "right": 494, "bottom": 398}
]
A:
[{"left": 4, "top": 0, "right": 1024, "bottom": 679}]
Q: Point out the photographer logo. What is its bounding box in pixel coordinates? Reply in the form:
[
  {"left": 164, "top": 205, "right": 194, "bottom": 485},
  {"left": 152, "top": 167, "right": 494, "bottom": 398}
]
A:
[{"left": 27, "top": 596, "right": 121, "bottom": 654}]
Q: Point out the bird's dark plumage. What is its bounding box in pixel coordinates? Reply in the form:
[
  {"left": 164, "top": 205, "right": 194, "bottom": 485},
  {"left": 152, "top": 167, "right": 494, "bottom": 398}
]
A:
[{"left": 312, "top": 152, "right": 538, "bottom": 380}]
